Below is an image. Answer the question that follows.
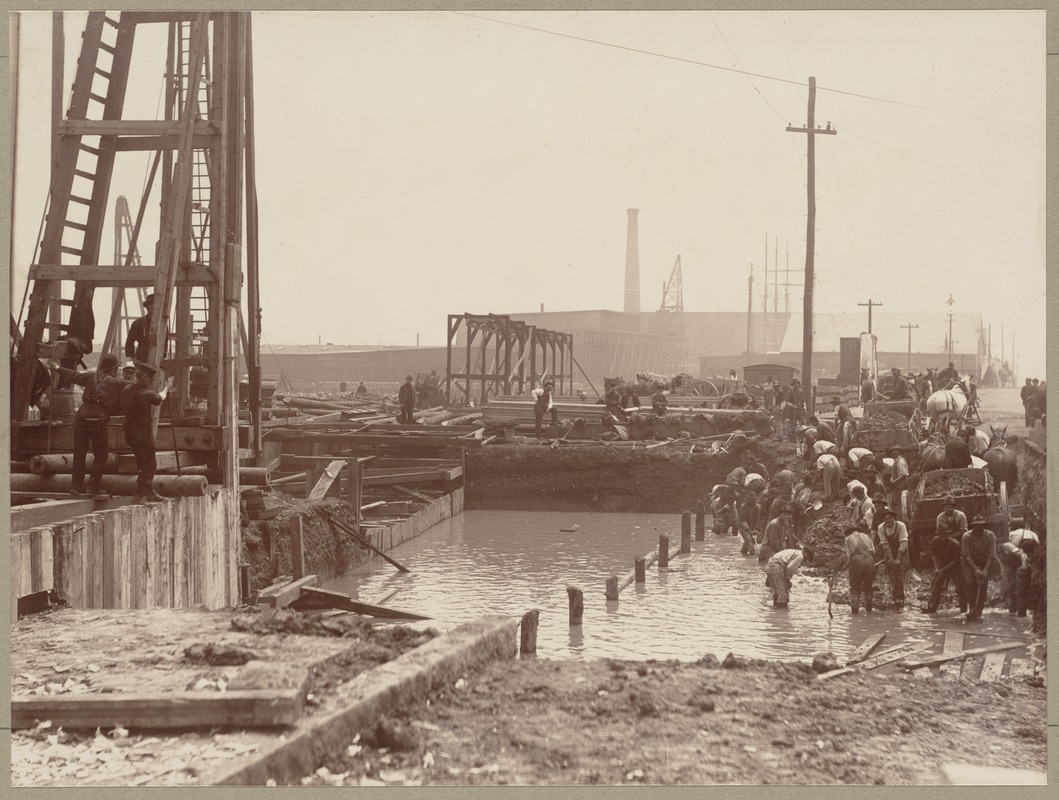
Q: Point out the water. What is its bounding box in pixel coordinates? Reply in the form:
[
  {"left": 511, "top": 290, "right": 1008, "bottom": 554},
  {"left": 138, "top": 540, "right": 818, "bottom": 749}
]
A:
[{"left": 324, "top": 510, "right": 1033, "bottom": 662}]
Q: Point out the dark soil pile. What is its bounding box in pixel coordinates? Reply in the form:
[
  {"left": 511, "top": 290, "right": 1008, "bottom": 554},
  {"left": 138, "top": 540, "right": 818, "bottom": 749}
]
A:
[
  {"left": 802, "top": 503, "right": 853, "bottom": 573},
  {"left": 856, "top": 413, "right": 910, "bottom": 433},
  {"left": 920, "top": 473, "right": 984, "bottom": 499}
]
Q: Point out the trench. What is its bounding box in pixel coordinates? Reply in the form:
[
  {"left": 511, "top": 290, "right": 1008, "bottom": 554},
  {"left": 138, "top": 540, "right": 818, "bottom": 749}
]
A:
[{"left": 322, "top": 509, "right": 1033, "bottom": 662}]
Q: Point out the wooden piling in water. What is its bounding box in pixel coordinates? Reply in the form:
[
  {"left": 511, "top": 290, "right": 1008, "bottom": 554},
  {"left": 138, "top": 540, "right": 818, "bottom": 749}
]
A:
[
  {"left": 292, "top": 516, "right": 306, "bottom": 580},
  {"left": 567, "top": 586, "right": 583, "bottom": 625},
  {"left": 520, "top": 609, "right": 539, "bottom": 654},
  {"left": 658, "top": 534, "right": 670, "bottom": 568},
  {"left": 635, "top": 557, "right": 646, "bottom": 583},
  {"left": 605, "top": 576, "right": 619, "bottom": 601},
  {"left": 681, "top": 512, "right": 692, "bottom": 553},
  {"left": 695, "top": 511, "right": 705, "bottom": 540}
]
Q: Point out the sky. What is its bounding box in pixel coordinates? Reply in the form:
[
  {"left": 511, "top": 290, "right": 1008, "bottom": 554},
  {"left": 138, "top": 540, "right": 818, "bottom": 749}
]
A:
[{"left": 9, "top": 9, "right": 1047, "bottom": 377}]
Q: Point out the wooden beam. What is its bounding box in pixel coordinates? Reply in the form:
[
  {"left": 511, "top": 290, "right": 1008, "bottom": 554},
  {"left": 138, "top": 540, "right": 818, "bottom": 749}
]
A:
[
  {"left": 57, "top": 119, "right": 217, "bottom": 137},
  {"left": 292, "top": 586, "right": 429, "bottom": 621},
  {"left": 361, "top": 467, "right": 462, "bottom": 487},
  {"left": 256, "top": 574, "right": 319, "bottom": 609},
  {"left": 845, "top": 632, "right": 886, "bottom": 666},
  {"left": 27, "top": 264, "right": 217, "bottom": 285},
  {"left": 900, "top": 641, "right": 1023, "bottom": 671},
  {"left": 306, "top": 459, "right": 345, "bottom": 501},
  {"left": 11, "top": 689, "right": 305, "bottom": 730},
  {"left": 114, "top": 134, "right": 216, "bottom": 151}
]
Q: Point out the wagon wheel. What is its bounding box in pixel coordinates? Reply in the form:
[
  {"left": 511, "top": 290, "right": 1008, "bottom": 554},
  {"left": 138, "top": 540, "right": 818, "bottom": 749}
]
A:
[
  {"left": 998, "top": 481, "right": 1011, "bottom": 538},
  {"left": 689, "top": 380, "right": 719, "bottom": 398}
]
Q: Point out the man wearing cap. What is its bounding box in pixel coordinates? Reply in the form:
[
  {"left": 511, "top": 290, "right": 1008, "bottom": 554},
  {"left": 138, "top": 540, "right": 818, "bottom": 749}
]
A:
[
  {"left": 125, "top": 293, "right": 165, "bottom": 365},
  {"left": 531, "top": 378, "right": 558, "bottom": 438},
  {"left": 398, "top": 374, "right": 417, "bottom": 424},
  {"left": 839, "top": 524, "right": 876, "bottom": 614},
  {"left": 960, "top": 515, "right": 1001, "bottom": 622},
  {"left": 874, "top": 507, "right": 909, "bottom": 608},
  {"left": 765, "top": 544, "right": 810, "bottom": 608},
  {"left": 1006, "top": 530, "right": 1040, "bottom": 618},
  {"left": 922, "top": 498, "right": 968, "bottom": 614},
  {"left": 120, "top": 363, "right": 173, "bottom": 502},
  {"left": 785, "top": 379, "right": 805, "bottom": 426},
  {"left": 52, "top": 354, "right": 124, "bottom": 496}
]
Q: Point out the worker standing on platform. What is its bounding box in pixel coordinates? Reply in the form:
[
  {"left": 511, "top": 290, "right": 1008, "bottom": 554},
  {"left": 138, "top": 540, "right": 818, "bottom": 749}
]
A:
[
  {"left": 531, "top": 379, "right": 558, "bottom": 438},
  {"left": 887, "top": 367, "right": 912, "bottom": 400},
  {"left": 125, "top": 293, "right": 168, "bottom": 365},
  {"left": 874, "top": 507, "right": 909, "bottom": 609},
  {"left": 120, "top": 363, "right": 173, "bottom": 503},
  {"left": 398, "top": 374, "right": 417, "bottom": 424},
  {"left": 53, "top": 353, "right": 124, "bottom": 496},
  {"left": 961, "top": 515, "right": 1000, "bottom": 623}
]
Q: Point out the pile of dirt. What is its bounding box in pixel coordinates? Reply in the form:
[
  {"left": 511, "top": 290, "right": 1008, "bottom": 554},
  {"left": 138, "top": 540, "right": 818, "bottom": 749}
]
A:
[
  {"left": 801, "top": 503, "right": 853, "bottom": 572},
  {"left": 920, "top": 473, "right": 983, "bottom": 500},
  {"left": 856, "top": 412, "right": 909, "bottom": 433}
]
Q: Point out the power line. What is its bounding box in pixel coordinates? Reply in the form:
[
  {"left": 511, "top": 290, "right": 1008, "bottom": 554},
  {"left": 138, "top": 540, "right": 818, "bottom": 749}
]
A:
[
  {"left": 457, "top": 12, "right": 1021, "bottom": 126},
  {"left": 710, "top": 13, "right": 787, "bottom": 124}
]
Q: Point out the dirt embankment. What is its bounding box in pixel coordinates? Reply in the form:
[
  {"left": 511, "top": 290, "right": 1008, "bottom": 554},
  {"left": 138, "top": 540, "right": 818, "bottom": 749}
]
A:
[
  {"left": 1016, "top": 438, "right": 1047, "bottom": 633},
  {"left": 464, "top": 441, "right": 797, "bottom": 512}
]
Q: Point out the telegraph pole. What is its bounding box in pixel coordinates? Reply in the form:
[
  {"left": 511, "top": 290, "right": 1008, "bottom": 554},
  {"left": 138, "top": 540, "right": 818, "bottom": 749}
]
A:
[
  {"left": 746, "top": 264, "right": 754, "bottom": 365},
  {"left": 787, "top": 77, "right": 837, "bottom": 390},
  {"left": 946, "top": 295, "right": 956, "bottom": 362},
  {"left": 901, "top": 322, "right": 919, "bottom": 370},
  {"left": 857, "top": 298, "right": 882, "bottom": 334}
]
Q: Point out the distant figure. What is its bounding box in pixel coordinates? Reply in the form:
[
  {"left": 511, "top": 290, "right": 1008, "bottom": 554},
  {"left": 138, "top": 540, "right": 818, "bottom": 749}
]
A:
[
  {"left": 1021, "top": 378, "right": 1035, "bottom": 425},
  {"left": 860, "top": 369, "right": 875, "bottom": 403},
  {"left": 356, "top": 381, "right": 368, "bottom": 395},
  {"left": 531, "top": 379, "right": 558, "bottom": 438},
  {"left": 398, "top": 374, "right": 417, "bottom": 424},
  {"left": 120, "top": 363, "right": 173, "bottom": 503},
  {"left": 763, "top": 377, "right": 776, "bottom": 411},
  {"left": 937, "top": 361, "right": 959, "bottom": 387},
  {"left": 888, "top": 367, "right": 912, "bottom": 400},
  {"left": 125, "top": 293, "right": 169, "bottom": 364}
]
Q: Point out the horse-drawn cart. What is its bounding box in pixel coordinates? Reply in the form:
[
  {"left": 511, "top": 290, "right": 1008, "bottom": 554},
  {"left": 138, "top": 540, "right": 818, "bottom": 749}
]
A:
[
  {"left": 862, "top": 399, "right": 918, "bottom": 419},
  {"left": 850, "top": 426, "right": 918, "bottom": 454},
  {"left": 903, "top": 467, "right": 1011, "bottom": 569}
]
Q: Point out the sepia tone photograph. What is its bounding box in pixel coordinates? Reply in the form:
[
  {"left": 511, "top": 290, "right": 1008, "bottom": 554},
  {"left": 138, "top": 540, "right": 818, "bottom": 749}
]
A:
[{"left": 5, "top": 5, "right": 1049, "bottom": 789}]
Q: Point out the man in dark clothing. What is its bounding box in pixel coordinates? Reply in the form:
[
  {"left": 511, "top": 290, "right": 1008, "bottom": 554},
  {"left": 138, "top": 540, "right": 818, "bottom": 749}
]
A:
[
  {"left": 120, "top": 363, "right": 172, "bottom": 502},
  {"left": 711, "top": 482, "right": 741, "bottom": 536},
  {"left": 54, "top": 353, "right": 124, "bottom": 495},
  {"left": 356, "top": 381, "right": 368, "bottom": 395},
  {"left": 125, "top": 293, "right": 158, "bottom": 364},
  {"left": 809, "top": 415, "right": 836, "bottom": 444},
  {"left": 398, "top": 374, "right": 417, "bottom": 424},
  {"left": 922, "top": 499, "right": 967, "bottom": 613},
  {"left": 531, "top": 379, "right": 558, "bottom": 438},
  {"left": 937, "top": 362, "right": 959, "bottom": 387},
  {"left": 888, "top": 367, "right": 912, "bottom": 400},
  {"left": 739, "top": 491, "right": 762, "bottom": 555},
  {"left": 786, "top": 379, "right": 804, "bottom": 425},
  {"left": 758, "top": 502, "right": 796, "bottom": 563},
  {"left": 840, "top": 523, "right": 877, "bottom": 615},
  {"left": 942, "top": 434, "right": 973, "bottom": 469},
  {"left": 960, "top": 515, "right": 1001, "bottom": 622}
]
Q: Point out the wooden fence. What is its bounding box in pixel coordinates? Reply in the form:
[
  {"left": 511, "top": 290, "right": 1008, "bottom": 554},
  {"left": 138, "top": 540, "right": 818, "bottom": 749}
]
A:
[{"left": 10, "top": 489, "right": 241, "bottom": 620}]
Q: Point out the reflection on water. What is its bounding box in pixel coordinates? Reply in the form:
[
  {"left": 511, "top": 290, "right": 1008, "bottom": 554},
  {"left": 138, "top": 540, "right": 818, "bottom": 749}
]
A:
[{"left": 324, "top": 510, "right": 1032, "bottom": 661}]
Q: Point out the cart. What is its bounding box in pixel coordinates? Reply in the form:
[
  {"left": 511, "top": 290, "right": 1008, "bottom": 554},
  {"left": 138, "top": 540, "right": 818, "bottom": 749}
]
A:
[
  {"left": 903, "top": 467, "right": 1011, "bottom": 569},
  {"left": 850, "top": 426, "right": 918, "bottom": 455}
]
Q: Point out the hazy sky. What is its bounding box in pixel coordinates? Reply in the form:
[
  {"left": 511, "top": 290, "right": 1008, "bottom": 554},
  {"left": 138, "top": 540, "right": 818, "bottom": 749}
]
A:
[{"left": 10, "top": 10, "right": 1047, "bottom": 376}]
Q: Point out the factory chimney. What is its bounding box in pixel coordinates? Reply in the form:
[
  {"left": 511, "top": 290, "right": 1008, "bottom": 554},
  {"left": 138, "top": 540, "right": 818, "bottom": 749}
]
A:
[{"left": 623, "top": 208, "right": 640, "bottom": 314}]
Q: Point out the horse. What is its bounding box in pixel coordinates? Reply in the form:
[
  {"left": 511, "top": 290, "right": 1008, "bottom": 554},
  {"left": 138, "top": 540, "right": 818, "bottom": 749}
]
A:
[
  {"left": 925, "top": 379, "right": 970, "bottom": 436},
  {"left": 918, "top": 432, "right": 948, "bottom": 473},
  {"left": 982, "top": 425, "right": 1019, "bottom": 495}
]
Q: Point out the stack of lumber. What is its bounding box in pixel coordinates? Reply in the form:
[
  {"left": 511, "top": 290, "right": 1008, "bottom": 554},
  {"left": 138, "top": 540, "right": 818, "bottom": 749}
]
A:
[{"left": 481, "top": 399, "right": 768, "bottom": 426}]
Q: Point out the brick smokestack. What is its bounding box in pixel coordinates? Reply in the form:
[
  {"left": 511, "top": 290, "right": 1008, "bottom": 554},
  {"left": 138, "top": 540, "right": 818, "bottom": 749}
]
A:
[{"left": 624, "top": 208, "right": 640, "bottom": 314}]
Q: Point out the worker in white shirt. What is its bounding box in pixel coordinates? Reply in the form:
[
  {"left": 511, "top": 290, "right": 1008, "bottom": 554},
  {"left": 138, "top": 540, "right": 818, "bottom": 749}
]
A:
[
  {"left": 847, "top": 484, "right": 876, "bottom": 531},
  {"left": 846, "top": 446, "right": 876, "bottom": 476},
  {"left": 531, "top": 379, "right": 558, "bottom": 439},
  {"left": 838, "top": 523, "right": 877, "bottom": 614},
  {"left": 874, "top": 508, "right": 910, "bottom": 609},
  {"left": 765, "top": 545, "right": 811, "bottom": 608}
]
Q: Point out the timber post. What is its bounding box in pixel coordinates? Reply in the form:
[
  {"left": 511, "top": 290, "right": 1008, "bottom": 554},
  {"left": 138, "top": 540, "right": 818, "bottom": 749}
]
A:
[
  {"left": 605, "top": 576, "right": 619, "bottom": 601},
  {"left": 695, "top": 510, "right": 705, "bottom": 540},
  {"left": 292, "top": 515, "right": 306, "bottom": 580},
  {"left": 681, "top": 512, "right": 692, "bottom": 553},
  {"left": 567, "top": 585, "right": 583, "bottom": 625},
  {"left": 238, "top": 563, "right": 250, "bottom": 603},
  {"left": 658, "top": 534, "right": 670, "bottom": 569},
  {"left": 520, "top": 609, "right": 539, "bottom": 654},
  {"left": 635, "top": 557, "right": 646, "bottom": 583}
]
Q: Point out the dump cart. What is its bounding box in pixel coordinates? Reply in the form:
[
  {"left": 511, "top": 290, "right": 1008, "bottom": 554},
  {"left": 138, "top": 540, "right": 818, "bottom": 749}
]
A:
[
  {"left": 903, "top": 467, "right": 1011, "bottom": 569},
  {"left": 850, "top": 426, "right": 918, "bottom": 455},
  {"left": 863, "top": 399, "right": 918, "bottom": 419}
]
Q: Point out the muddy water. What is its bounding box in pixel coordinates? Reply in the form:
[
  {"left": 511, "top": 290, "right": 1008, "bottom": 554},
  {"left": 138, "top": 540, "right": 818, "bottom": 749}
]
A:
[{"left": 323, "top": 510, "right": 1033, "bottom": 662}]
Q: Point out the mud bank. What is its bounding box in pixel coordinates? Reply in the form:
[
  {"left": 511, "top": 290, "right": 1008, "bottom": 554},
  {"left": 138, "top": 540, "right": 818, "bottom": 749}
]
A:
[{"left": 464, "top": 441, "right": 797, "bottom": 512}]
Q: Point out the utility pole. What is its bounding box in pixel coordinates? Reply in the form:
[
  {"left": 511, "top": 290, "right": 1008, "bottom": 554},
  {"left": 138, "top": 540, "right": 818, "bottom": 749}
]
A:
[
  {"left": 900, "top": 322, "right": 919, "bottom": 370},
  {"left": 946, "top": 295, "right": 956, "bottom": 363},
  {"left": 858, "top": 298, "right": 883, "bottom": 334},
  {"left": 787, "top": 77, "right": 836, "bottom": 391},
  {"left": 746, "top": 264, "right": 754, "bottom": 365}
]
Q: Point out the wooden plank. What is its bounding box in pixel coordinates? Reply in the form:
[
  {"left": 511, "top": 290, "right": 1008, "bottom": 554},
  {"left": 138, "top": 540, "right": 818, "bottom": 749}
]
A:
[
  {"left": 129, "top": 507, "right": 144, "bottom": 609},
  {"left": 1008, "top": 658, "right": 1034, "bottom": 678},
  {"left": 291, "top": 516, "right": 306, "bottom": 581},
  {"left": 82, "top": 515, "right": 103, "bottom": 609},
  {"left": 361, "top": 467, "right": 461, "bottom": 487},
  {"left": 102, "top": 510, "right": 117, "bottom": 608},
  {"left": 172, "top": 497, "right": 188, "bottom": 607},
  {"left": 256, "top": 575, "right": 320, "bottom": 609},
  {"left": 11, "top": 689, "right": 305, "bottom": 730},
  {"left": 307, "top": 459, "right": 345, "bottom": 501},
  {"left": 858, "top": 642, "right": 932, "bottom": 671},
  {"left": 979, "top": 652, "right": 1006, "bottom": 682},
  {"left": 962, "top": 656, "right": 984, "bottom": 681},
  {"left": 942, "top": 630, "right": 965, "bottom": 654},
  {"left": 901, "top": 641, "right": 1024, "bottom": 670},
  {"left": 817, "top": 666, "right": 858, "bottom": 681},
  {"left": 293, "top": 586, "right": 430, "bottom": 621},
  {"left": 845, "top": 632, "right": 886, "bottom": 666},
  {"left": 118, "top": 508, "right": 132, "bottom": 609}
]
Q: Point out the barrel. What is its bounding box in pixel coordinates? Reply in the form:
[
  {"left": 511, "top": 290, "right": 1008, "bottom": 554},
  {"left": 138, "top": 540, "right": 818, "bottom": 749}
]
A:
[{"left": 49, "top": 389, "right": 77, "bottom": 423}]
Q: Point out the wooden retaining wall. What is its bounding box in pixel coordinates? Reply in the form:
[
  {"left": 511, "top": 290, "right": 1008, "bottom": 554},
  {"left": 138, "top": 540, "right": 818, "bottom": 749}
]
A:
[
  {"left": 362, "top": 488, "right": 464, "bottom": 555},
  {"left": 10, "top": 489, "right": 241, "bottom": 620}
]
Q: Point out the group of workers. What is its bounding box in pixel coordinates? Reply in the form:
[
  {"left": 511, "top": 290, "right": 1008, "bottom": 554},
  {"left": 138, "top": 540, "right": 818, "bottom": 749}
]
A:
[
  {"left": 1020, "top": 378, "right": 1047, "bottom": 427},
  {"left": 50, "top": 293, "right": 172, "bottom": 502}
]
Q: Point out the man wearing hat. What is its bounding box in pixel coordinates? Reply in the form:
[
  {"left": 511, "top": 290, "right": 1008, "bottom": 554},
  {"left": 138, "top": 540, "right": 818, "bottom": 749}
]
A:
[
  {"left": 874, "top": 506, "right": 909, "bottom": 608},
  {"left": 530, "top": 378, "right": 557, "bottom": 438},
  {"left": 738, "top": 490, "right": 762, "bottom": 555},
  {"left": 52, "top": 353, "right": 124, "bottom": 496},
  {"left": 785, "top": 379, "right": 805, "bottom": 427},
  {"left": 125, "top": 293, "right": 161, "bottom": 364},
  {"left": 938, "top": 361, "right": 959, "bottom": 387},
  {"left": 922, "top": 498, "right": 968, "bottom": 614},
  {"left": 887, "top": 367, "right": 912, "bottom": 401},
  {"left": 882, "top": 446, "right": 909, "bottom": 511},
  {"left": 120, "top": 363, "right": 173, "bottom": 502},
  {"left": 848, "top": 484, "right": 875, "bottom": 531},
  {"left": 758, "top": 501, "right": 796, "bottom": 563},
  {"left": 765, "top": 543, "right": 811, "bottom": 608},
  {"left": 960, "top": 515, "right": 1001, "bottom": 622},
  {"left": 398, "top": 374, "right": 417, "bottom": 424}
]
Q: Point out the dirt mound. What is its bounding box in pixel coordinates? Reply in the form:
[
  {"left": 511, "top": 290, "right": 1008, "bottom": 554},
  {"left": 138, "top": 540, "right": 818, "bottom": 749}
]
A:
[
  {"left": 856, "top": 413, "right": 909, "bottom": 433},
  {"left": 802, "top": 503, "right": 853, "bottom": 572},
  {"left": 920, "top": 473, "right": 984, "bottom": 500}
]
